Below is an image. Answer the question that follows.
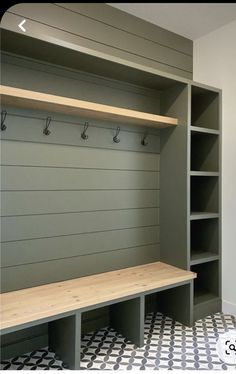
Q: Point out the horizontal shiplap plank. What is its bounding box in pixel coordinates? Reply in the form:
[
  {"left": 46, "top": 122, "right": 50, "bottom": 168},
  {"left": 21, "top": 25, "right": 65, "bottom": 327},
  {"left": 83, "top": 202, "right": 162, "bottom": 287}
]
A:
[
  {"left": 9, "top": 3, "right": 192, "bottom": 72},
  {"left": 1, "top": 243, "right": 160, "bottom": 292},
  {"left": 1, "top": 166, "right": 159, "bottom": 191},
  {"left": 1, "top": 208, "right": 159, "bottom": 242},
  {"left": 57, "top": 3, "right": 192, "bottom": 55},
  {"left": 1, "top": 140, "right": 160, "bottom": 171},
  {"left": 0, "top": 114, "right": 160, "bottom": 154},
  {"left": 1, "top": 226, "right": 160, "bottom": 267},
  {"left": 1, "top": 190, "right": 159, "bottom": 216},
  {"left": 2, "top": 13, "right": 192, "bottom": 80}
]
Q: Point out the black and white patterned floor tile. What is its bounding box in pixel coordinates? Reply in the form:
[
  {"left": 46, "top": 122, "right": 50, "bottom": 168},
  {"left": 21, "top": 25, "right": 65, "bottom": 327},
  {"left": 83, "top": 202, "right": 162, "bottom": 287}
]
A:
[
  {"left": 1, "top": 312, "right": 236, "bottom": 370},
  {"left": 0, "top": 349, "right": 65, "bottom": 370}
]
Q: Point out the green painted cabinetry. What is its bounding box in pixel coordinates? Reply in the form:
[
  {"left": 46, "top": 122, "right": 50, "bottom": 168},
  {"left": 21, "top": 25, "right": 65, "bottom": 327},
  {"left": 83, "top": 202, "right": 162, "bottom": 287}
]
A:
[
  {"left": 190, "top": 85, "right": 222, "bottom": 320},
  {"left": 0, "top": 10, "right": 221, "bottom": 359}
]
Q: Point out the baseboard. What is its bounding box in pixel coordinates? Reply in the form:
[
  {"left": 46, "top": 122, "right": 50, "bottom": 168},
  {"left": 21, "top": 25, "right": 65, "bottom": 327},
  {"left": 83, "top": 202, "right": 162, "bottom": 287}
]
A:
[{"left": 222, "top": 299, "right": 236, "bottom": 317}]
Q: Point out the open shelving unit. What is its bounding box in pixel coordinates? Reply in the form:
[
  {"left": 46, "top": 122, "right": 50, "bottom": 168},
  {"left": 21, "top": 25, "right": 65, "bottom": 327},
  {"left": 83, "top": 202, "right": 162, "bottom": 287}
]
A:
[
  {"left": 0, "top": 85, "right": 178, "bottom": 129},
  {"left": 190, "top": 85, "right": 221, "bottom": 320}
]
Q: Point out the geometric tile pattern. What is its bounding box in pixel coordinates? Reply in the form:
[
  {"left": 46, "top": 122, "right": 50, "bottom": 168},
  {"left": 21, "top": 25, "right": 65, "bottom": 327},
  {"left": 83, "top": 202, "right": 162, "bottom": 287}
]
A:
[
  {"left": 0, "top": 348, "right": 66, "bottom": 370},
  {"left": 1, "top": 312, "right": 236, "bottom": 370}
]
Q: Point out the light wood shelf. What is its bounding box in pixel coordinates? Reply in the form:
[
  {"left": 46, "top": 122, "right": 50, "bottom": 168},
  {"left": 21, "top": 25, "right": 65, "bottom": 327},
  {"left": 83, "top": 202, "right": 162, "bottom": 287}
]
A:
[{"left": 0, "top": 85, "right": 178, "bottom": 129}]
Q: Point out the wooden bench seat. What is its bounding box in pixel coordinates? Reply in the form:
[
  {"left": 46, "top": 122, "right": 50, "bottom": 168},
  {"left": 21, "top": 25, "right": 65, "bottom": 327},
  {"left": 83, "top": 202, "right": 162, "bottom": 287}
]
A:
[{"left": 0, "top": 261, "right": 196, "bottom": 368}]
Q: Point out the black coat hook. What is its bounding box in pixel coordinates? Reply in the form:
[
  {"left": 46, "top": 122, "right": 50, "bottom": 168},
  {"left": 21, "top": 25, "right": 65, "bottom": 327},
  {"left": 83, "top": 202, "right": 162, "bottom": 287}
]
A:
[
  {"left": 43, "top": 117, "right": 51, "bottom": 135},
  {"left": 113, "top": 126, "right": 120, "bottom": 143},
  {"left": 141, "top": 132, "right": 148, "bottom": 146},
  {"left": 81, "top": 122, "right": 89, "bottom": 140},
  {"left": 1, "top": 110, "right": 7, "bottom": 131}
]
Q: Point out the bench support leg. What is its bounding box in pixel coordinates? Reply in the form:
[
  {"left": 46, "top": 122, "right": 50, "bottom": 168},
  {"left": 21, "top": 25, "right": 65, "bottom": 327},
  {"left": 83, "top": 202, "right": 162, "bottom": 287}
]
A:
[
  {"left": 110, "top": 296, "right": 145, "bottom": 347},
  {"left": 159, "top": 281, "right": 194, "bottom": 326},
  {"left": 48, "top": 312, "right": 81, "bottom": 369}
]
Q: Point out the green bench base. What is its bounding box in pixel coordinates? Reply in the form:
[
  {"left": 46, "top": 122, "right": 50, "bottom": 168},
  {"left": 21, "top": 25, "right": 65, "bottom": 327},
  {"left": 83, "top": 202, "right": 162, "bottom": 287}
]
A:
[{"left": 46, "top": 281, "right": 193, "bottom": 369}]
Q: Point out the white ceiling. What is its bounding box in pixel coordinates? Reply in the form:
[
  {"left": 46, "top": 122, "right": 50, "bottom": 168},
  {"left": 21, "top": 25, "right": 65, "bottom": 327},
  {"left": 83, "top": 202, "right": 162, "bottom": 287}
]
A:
[{"left": 108, "top": 3, "right": 236, "bottom": 40}]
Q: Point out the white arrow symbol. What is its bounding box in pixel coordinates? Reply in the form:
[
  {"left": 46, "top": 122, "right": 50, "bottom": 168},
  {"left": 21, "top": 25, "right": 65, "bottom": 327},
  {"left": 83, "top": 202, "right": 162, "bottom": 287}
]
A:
[{"left": 18, "top": 19, "right": 26, "bottom": 32}]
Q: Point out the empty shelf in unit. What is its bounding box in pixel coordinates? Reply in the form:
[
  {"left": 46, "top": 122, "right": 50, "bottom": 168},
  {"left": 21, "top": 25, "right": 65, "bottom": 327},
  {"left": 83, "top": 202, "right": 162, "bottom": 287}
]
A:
[
  {"left": 190, "top": 251, "right": 219, "bottom": 266},
  {"left": 190, "top": 212, "right": 219, "bottom": 220},
  {"left": 0, "top": 85, "right": 178, "bottom": 129},
  {"left": 194, "top": 290, "right": 219, "bottom": 306},
  {"left": 191, "top": 126, "right": 219, "bottom": 135},
  {"left": 190, "top": 171, "right": 219, "bottom": 177}
]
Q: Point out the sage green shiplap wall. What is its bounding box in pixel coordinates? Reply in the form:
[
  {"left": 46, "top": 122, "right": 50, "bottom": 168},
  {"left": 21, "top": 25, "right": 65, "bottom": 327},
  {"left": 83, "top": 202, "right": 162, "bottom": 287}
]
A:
[
  {"left": 1, "top": 53, "right": 161, "bottom": 357},
  {"left": 1, "top": 53, "right": 161, "bottom": 293},
  {"left": 0, "top": 4, "right": 193, "bottom": 359},
  {"left": 2, "top": 3, "right": 193, "bottom": 79}
]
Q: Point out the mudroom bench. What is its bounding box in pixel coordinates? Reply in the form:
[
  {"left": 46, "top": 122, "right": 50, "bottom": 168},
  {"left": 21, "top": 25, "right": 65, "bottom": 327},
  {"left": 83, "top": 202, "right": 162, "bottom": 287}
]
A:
[{"left": 0, "top": 261, "right": 196, "bottom": 369}]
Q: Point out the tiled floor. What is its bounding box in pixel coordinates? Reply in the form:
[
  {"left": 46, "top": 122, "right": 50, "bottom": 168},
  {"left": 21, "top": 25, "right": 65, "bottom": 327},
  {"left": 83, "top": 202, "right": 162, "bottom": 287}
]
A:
[{"left": 1, "top": 312, "right": 236, "bottom": 370}]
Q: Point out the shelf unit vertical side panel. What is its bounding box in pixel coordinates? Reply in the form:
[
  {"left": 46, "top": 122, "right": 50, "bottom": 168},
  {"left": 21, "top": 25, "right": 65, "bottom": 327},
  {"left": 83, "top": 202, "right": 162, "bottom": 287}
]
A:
[
  {"left": 187, "top": 84, "right": 192, "bottom": 271},
  {"left": 160, "top": 83, "right": 189, "bottom": 270},
  {"left": 218, "top": 89, "right": 223, "bottom": 303},
  {"left": 190, "top": 85, "right": 222, "bottom": 320}
]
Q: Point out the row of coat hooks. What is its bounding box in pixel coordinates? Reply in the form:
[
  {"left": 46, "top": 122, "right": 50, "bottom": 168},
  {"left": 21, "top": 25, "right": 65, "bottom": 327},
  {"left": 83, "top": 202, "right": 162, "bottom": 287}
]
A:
[{"left": 1, "top": 111, "right": 149, "bottom": 146}]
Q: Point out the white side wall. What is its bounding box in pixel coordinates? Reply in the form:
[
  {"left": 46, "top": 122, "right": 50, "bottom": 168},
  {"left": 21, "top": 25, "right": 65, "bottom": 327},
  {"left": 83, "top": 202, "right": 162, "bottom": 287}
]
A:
[{"left": 193, "top": 21, "right": 236, "bottom": 316}]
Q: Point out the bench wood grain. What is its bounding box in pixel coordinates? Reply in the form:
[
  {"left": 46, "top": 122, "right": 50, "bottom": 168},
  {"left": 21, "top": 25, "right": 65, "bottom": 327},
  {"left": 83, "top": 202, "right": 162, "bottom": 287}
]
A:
[{"left": 0, "top": 261, "right": 196, "bottom": 331}]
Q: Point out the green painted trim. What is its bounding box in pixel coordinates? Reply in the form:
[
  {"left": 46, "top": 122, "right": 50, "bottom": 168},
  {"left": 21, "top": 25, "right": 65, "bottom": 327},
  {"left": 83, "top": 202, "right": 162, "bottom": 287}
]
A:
[
  {"left": 49, "top": 312, "right": 81, "bottom": 369},
  {"left": 110, "top": 296, "right": 145, "bottom": 347}
]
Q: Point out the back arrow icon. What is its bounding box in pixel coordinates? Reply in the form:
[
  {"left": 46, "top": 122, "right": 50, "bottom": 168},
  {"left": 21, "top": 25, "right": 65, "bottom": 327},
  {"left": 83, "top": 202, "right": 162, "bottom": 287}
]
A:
[{"left": 18, "top": 19, "right": 26, "bottom": 32}]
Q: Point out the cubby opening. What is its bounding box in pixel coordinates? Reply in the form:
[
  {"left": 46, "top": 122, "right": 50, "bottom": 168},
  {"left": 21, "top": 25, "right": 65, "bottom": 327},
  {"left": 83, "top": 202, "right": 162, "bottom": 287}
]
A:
[
  {"left": 191, "top": 86, "right": 219, "bottom": 130},
  {"left": 191, "top": 176, "right": 219, "bottom": 214},
  {"left": 190, "top": 218, "right": 219, "bottom": 265},
  {"left": 191, "top": 260, "right": 219, "bottom": 305},
  {"left": 191, "top": 131, "right": 219, "bottom": 172}
]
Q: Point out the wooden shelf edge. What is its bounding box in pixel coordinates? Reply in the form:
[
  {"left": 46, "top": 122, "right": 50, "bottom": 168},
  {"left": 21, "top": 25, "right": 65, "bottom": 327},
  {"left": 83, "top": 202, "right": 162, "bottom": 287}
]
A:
[{"left": 0, "top": 85, "right": 178, "bottom": 129}]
